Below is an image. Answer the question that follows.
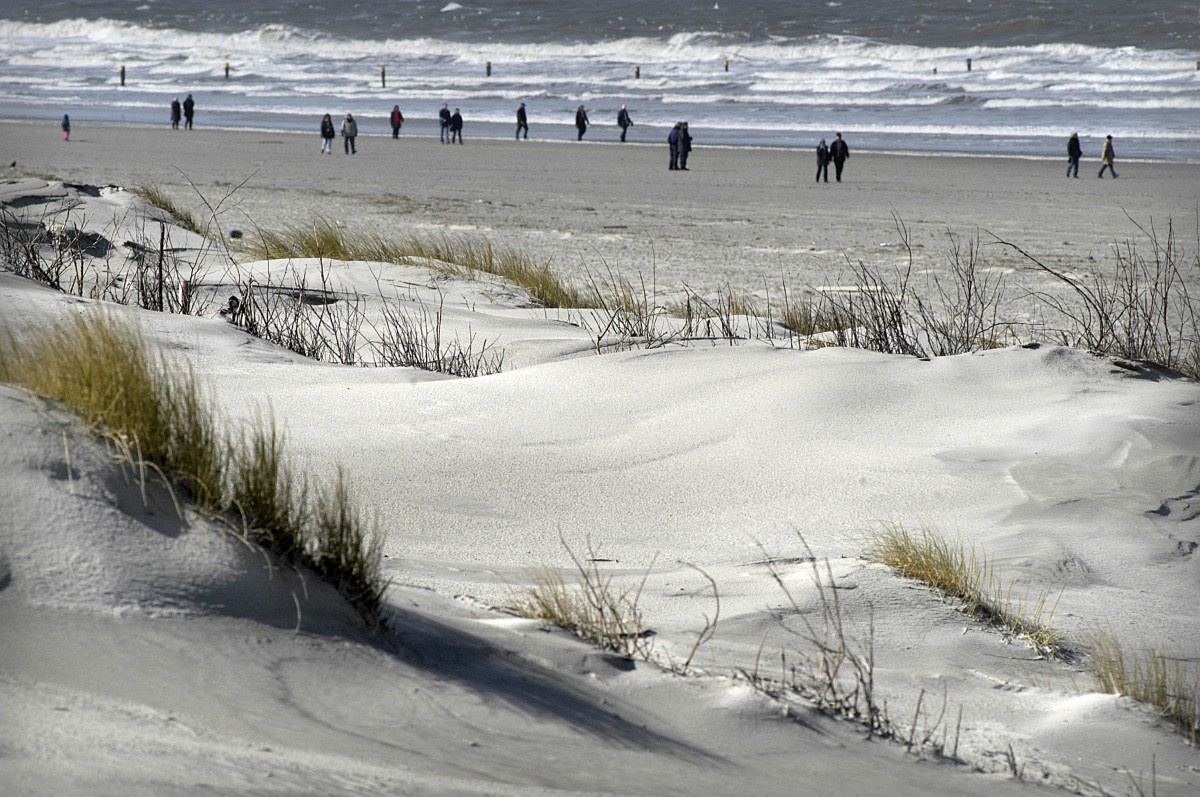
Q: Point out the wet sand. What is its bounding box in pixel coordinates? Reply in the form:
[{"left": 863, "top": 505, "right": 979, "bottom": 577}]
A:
[{"left": 3, "top": 120, "right": 1199, "bottom": 295}]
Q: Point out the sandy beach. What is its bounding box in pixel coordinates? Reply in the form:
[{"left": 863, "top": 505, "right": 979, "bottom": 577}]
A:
[
  {"left": 4, "top": 120, "right": 1199, "bottom": 299},
  {"left": 3, "top": 119, "right": 1200, "bottom": 796}
]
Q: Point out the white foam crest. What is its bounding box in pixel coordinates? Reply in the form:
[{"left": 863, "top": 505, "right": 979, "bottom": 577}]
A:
[
  {"left": 985, "top": 96, "right": 1200, "bottom": 110},
  {"left": 5, "top": 19, "right": 1196, "bottom": 69},
  {"left": 784, "top": 122, "right": 1200, "bottom": 140}
]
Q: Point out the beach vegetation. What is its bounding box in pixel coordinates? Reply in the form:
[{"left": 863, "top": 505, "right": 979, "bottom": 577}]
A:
[
  {"left": 745, "top": 536, "right": 970, "bottom": 765},
  {"left": 776, "top": 292, "right": 846, "bottom": 337},
  {"left": 369, "top": 288, "right": 505, "bottom": 376},
  {"left": 996, "top": 216, "right": 1200, "bottom": 379},
  {"left": 0, "top": 311, "right": 388, "bottom": 623},
  {"left": 866, "top": 523, "right": 1067, "bottom": 658},
  {"left": 748, "top": 547, "right": 894, "bottom": 739},
  {"left": 241, "top": 216, "right": 588, "bottom": 308},
  {"left": 0, "top": 195, "right": 216, "bottom": 315},
  {"left": 234, "top": 259, "right": 366, "bottom": 364},
  {"left": 580, "top": 267, "right": 678, "bottom": 351},
  {"left": 512, "top": 536, "right": 654, "bottom": 659},
  {"left": 0, "top": 204, "right": 91, "bottom": 295},
  {"left": 676, "top": 284, "right": 754, "bottom": 342},
  {"left": 130, "top": 184, "right": 207, "bottom": 237},
  {"left": 1089, "top": 630, "right": 1200, "bottom": 745},
  {"left": 817, "top": 219, "right": 1014, "bottom": 358}
]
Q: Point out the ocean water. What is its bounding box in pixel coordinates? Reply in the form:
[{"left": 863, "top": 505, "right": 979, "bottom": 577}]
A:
[{"left": 2, "top": 1, "right": 1199, "bottom": 160}]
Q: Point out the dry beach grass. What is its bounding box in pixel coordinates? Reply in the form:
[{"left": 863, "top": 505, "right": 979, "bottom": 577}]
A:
[{"left": 0, "top": 312, "right": 387, "bottom": 622}]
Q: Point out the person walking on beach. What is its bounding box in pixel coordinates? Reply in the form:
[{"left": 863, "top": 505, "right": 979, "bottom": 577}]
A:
[
  {"left": 575, "top": 105, "right": 589, "bottom": 141},
  {"left": 320, "top": 113, "right": 335, "bottom": 154},
  {"left": 341, "top": 113, "right": 358, "bottom": 154},
  {"left": 1066, "top": 132, "right": 1081, "bottom": 178},
  {"left": 390, "top": 105, "right": 404, "bottom": 138},
  {"left": 668, "top": 122, "right": 682, "bottom": 170},
  {"left": 450, "top": 108, "right": 464, "bottom": 144},
  {"left": 439, "top": 103, "right": 451, "bottom": 143},
  {"left": 678, "top": 122, "right": 693, "bottom": 170},
  {"left": 516, "top": 102, "right": 528, "bottom": 139},
  {"left": 182, "top": 94, "right": 195, "bottom": 130},
  {"left": 617, "top": 105, "right": 633, "bottom": 142},
  {"left": 61, "top": 114, "right": 70, "bottom": 142},
  {"left": 170, "top": 98, "right": 181, "bottom": 130},
  {"left": 829, "top": 132, "right": 849, "bottom": 181},
  {"left": 1098, "top": 135, "right": 1118, "bottom": 178},
  {"left": 816, "top": 138, "right": 830, "bottom": 182}
]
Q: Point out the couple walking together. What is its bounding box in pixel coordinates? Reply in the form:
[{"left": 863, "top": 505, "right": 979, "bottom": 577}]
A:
[
  {"left": 815, "top": 133, "right": 849, "bottom": 182},
  {"left": 318, "top": 113, "right": 357, "bottom": 154},
  {"left": 440, "top": 104, "right": 464, "bottom": 143}
]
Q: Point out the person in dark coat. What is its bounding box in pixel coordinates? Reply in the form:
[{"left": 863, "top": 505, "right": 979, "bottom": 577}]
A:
[
  {"left": 320, "top": 113, "right": 335, "bottom": 154},
  {"left": 668, "top": 122, "right": 681, "bottom": 170},
  {"left": 449, "top": 108, "right": 464, "bottom": 144},
  {"left": 829, "top": 132, "right": 849, "bottom": 181},
  {"left": 439, "top": 103, "right": 451, "bottom": 143},
  {"left": 575, "top": 105, "right": 589, "bottom": 140},
  {"left": 182, "top": 94, "right": 195, "bottom": 129},
  {"left": 816, "top": 138, "right": 830, "bottom": 182},
  {"left": 678, "top": 122, "right": 693, "bottom": 170},
  {"left": 61, "top": 114, "right": 70, "bottom": 141},
  {"left": 1066, "top": 132, "right": 1081, "bottom": 177},
  {"left": 170, "top": 98, "right": 181, "bottom": 129},
  {"left": 390, "top": 105, "right": 404, "bottom": 138},
  {"left": 617, "top": 105, "right": 633, "bottom": 142},
  {"left": 516, "top": 102, "right": 528, "bottom": 139}
]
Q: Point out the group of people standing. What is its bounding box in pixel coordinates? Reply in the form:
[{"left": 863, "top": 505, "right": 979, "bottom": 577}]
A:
[
  {"left": 1067, "top": 132, "right": 1118, "bottom": 178},
  {"left": 667, "top": 122, "right": 693, "bottom": 170},
  {"left": 169, "top": 94, "right": 195, "bottom": 130},
  {"left": 815, "top": 133, "right": 850, "bottom": 182}
]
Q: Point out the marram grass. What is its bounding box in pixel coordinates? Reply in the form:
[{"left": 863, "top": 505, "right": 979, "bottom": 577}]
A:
[
  {"left": 241, "top": 216, "right": 589, "bottom": 309},
  {"left": 867, "top": 523, "right": 1066, "bottom": 658},
  {"left": 1090, "top": 630, "right": 1199, "bottom": 744},
  {"left": 0, "top": 312, "right": 386, "bottom": 623},
  {"left": 512, "top": 538, "right": 653, "bottom": 659},
  {"left": 130, "top": 184, "right": 207, "bottom": 237}
]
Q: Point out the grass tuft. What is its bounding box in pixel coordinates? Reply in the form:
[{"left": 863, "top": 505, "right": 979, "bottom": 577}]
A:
[
  {"left": 241, "top": 216, "right": 588, "bottom": 309},
  {"left": 1090, "top": 630, "right": 1199, "bottom": 744},
  {"left": 129, "top": 184, "right": 207, "bottom": 237},
  {"left": 867, "top": 523, "right": 1067, "bottom": 658},
  {"left": 0, "top": 312, "right": 387, "bottom": 623},
  {"left": 512, "top": 537, "right": 653, "bottom": 658}
]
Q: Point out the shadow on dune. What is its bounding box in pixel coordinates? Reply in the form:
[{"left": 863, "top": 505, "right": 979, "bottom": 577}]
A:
[{"left": 382, "top": 601, "right": 732, "bottom": 765}]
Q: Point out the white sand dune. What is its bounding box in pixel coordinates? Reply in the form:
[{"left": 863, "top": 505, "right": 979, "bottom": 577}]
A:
[{"left": 2, "top": 137, "right": 1199, "bottom": 796}]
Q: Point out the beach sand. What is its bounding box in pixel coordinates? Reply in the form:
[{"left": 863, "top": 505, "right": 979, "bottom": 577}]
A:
[
  {"left": 4, "top": 120, "right": 1199, "bottom": 299},
  {"left": 5, "top": 121, "right": 1200, "bottom": 796}
]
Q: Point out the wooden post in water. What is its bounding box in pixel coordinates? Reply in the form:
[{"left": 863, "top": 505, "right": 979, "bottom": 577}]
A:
[
  {"left": 119, "top": 64, "right": 125, "bottom": 86},
  {"left": 486, "top": 61, "right": 492, "bottom": 77}
]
